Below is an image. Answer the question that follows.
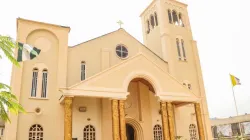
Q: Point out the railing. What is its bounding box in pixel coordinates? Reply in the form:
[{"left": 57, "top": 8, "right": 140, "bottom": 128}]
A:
[{"left": 212, "top": 121, "right": 250, "bottom": 139}]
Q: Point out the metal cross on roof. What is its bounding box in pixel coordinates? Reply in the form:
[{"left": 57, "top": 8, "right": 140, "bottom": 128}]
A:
[{"left": 117, "top": 20, "right": 124, "bottom": 28}]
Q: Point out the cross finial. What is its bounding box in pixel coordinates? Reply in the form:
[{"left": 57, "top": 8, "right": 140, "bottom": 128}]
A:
[{"left": 117, "top": 20, "right": 123, "bottom": 28}]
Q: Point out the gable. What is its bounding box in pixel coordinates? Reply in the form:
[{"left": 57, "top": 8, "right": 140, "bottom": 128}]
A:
[
  {"left": 62, "top": 54, "right": 198, "bottom": 102},
  {"left": 67, "top": 28, "right": 169, "bottom": 87}
]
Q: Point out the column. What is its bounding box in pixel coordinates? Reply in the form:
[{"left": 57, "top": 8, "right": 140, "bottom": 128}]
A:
[
  {"left": 195, "top": 103, "right": 205, "bottom": 140},
  {"left": 119, "top": 100, "right": 127, "bottom": 140},
  {"left": 64, "top": 97, "right": 73, "bottom": 140},
  {"left": 160, "top": 102, "right": 170, "bottom": 140},
  {"left": 167, "top": 102, "right": 175, "bottom": 140},
  {"left": 112, "top": 100, "right": 120, "bottom": 140}
]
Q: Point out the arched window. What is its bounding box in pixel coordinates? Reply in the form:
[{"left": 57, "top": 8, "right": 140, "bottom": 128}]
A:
[
  {"left": 81, "top": 61, "right": 86, "bottom": 81},
  {"left": 31, "top": 68, "right": 38, "bottom": 97},
  {"left": 29, "top": 124, "right": 43, "bottom": 140},
  {"left": 150, "top": 15, "right": 155, "bottom": 28},
  {"left": 83, "top": 125, "right": 96, "bottom": 140},
  {"left": 176, "top": 38, "right": 181, "bottom": 60},
  {"left": 181, "top": 39, "right": 186, "bottom": 60},
  {"left": 189, "top": 124, "right": 197, "bottom": 140},
  {"left": 188, "top": 84, "right": 192, "bottom": 90},
  {"left": 172, "top": 10, "right": 179, "bottom": 25},
  {"left": 154, "top": 12, "right": 158, "bottom": 26},
  {"left": 179, "top": 13, "right": 184, "bottom": 27},
  {"left": 41, "top": 69, "right": 48, "bottom": 98},
  {"left": 147, "top": 20, "right": 150, "bottom": 34},
  {"left": 153, "top": 124, "right": 163, "bottom": 140},
  {"left": 168, "top": 9, "right": 173, "bottom": 24}
]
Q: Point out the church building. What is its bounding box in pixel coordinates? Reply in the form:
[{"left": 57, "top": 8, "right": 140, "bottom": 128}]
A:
[{"left": 5, "top": 0, "right": 213, "bottom": 140}]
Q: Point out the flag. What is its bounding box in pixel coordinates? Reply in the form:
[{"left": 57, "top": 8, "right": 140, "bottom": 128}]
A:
[
  {"left": 17, "top": 42, "right": 41, "bottom": 62},
  {"left": 230, "top": 74, "right": 241, "bottom": 87}
]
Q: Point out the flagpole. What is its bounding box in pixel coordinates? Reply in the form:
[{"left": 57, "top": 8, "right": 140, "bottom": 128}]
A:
[
  {"left": 231, "top": 78, "right": 243, "bottom": 137},
  {"left": 231, "top": 86, "right": 239, "bottom": 116}
]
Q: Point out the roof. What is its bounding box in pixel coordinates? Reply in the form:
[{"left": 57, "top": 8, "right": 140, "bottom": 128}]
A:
[
  {"left": 69, "top": 28, "right": 167, "bottom": 63},
  {"left": 17, "top": 17, "right": 71, "bottom": 32},
  {"left": 211, "top": 114, "right": 250, "bottom": 126},
  {"left": 70, "top": 28, "right": 121, "bottom": 47}
]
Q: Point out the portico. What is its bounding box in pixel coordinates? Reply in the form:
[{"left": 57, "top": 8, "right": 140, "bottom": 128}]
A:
[{"left": 59, "top": 54, "right": 205, "bottom": 140}]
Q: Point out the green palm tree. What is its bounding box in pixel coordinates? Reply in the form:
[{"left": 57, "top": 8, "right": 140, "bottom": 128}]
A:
[{"left": 0, "top": 35, "right": 25, "bottom": 122}]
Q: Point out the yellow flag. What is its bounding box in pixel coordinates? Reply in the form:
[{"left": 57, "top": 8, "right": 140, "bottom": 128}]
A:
[{"left": 230, "top": 74, "right": 241, "bottom": 87}]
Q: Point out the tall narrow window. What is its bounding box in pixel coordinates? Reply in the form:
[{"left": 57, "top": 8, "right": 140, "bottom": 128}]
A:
[
  {"left": 179, "top": 13, "right": 184, "bottom": 27},
  {"left": 41, "top": 69, "right": 48, "bottom": 98},
  {"left": 176, "top": 38, "right": 181, "bottom": 60},
  {"left": 81, "top": 62, "right": 86, "bottom": 81},
  {"left": 189, "top": 124, "right": 197, "bottom": 140},
  {"left": 150, "top": 15, "right": 155, "bottom": 28},
  {"left": 83, "top": 125, "right": 96, "bottom": 140},
  {"left": 168, "top": 9, "right": 173, "bottom": 24},
  {"left": 181, "top": 39, "right": 186, "bottom": 60},
  {"left": 147, "top": 20, "right": 150, "bottom": 34},
  {"left": 153, "top": 125, "right": 163, "bottom": 140},
  {"left": 31, "top": 68, "right": 38, "bottom": 97},
  {"left": 172, "top": 10, "right": 179, "bottom": 25},
  {"left": 29, "top": 124, "right": 43, "bottom": 140},
  {"left": 188, "top": 84, "right": 192, "bottom": 90},
  {"left": 154, "top": 12, "right": 158, "bottom": 26}
]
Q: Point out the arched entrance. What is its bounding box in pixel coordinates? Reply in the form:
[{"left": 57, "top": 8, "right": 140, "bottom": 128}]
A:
[
  {"left": 126, "top": 118, "right": 143, "bottom": 140},
  {"left": 125, "top": 77, "right": 158, "bottom": 140},
  {"left": 126, "top": 123, "right": 135, "bottom": 140}
]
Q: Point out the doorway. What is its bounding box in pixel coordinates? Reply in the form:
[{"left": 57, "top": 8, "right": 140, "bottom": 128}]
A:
[{"left": 126, "top": 123, "right": 135, "bottom": 140}]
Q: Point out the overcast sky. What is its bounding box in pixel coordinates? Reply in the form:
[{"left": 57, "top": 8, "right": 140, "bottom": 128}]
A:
[{"left": 0, "top": 0, "right": 249, "bottom": 118}]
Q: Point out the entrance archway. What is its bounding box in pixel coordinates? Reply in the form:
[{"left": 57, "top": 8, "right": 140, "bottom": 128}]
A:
[
  {"left": 125, "top": 77, "right": 158, "bottom": 140},
  {"left": 126, "top": 123, "right": 135, "bottom": 140},
  {"left": 126, "top": 118, "right": 143, "bottom": 140}
]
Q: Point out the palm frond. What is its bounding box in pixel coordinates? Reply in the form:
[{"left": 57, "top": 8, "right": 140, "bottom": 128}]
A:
[
  {"left": 0, "top": 35, "right": 25, "bottom": 122},
  {"left": 0, "top": 83, "right": 10, "bottom": 90},
  {"left": 0, "top": 84, "right": 25, "bottom": 122},
  {"left": 0, "top": 102, "right": 10, "bottom": 122},
  {"left": 0, "top": 35, "right": 20, "bottom": 67}
]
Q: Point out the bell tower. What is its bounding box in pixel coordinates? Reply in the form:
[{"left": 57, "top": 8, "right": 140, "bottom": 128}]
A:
[
  {"left": 140, "top": 0, "right": 193, "bottom": 76},
  {"left": 140, "top": 0, "right": 213, "bottom": 139}
]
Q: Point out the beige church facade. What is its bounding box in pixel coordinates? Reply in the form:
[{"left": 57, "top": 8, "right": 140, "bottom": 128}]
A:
[{"left": 5, "top": 0, "right": 213, "bottom": 140}]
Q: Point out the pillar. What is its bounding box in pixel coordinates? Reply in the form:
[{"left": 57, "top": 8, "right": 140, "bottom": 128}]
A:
[
  {"left": 161, "top": 102, "right": 170, "bottom": 140},
  {"left": 112, "top": 99, "right": 120, "bottom": 140},
  {"left": 119, "top": 100, "right": 127, "bottom": 140},
  {"left": 64, "top": 97, "right": 73, "bottom": 140},
  {"left": 195, "top": 103, "right": 205, "bottom": 140},
  {"left": 167, "top": 102, "right": 175, "bottom": 140}
]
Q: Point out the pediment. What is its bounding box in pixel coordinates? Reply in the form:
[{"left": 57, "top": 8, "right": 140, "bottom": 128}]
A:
[{"left": 60, "top": 53, "right": 199, "bottom": 102}]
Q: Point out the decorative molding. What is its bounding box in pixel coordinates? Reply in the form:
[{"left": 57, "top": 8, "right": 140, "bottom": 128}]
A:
[{"left": 126, "top": 118, "right": 144, "bottom": 140}]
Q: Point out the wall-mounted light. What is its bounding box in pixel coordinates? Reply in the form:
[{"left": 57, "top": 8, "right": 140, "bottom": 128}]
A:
[
  {"left": 35, "top": 107, "right": 42, "bottom": 115},
  {"left": 79, "top": 106, "right": 87, "bottom": 112}
]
